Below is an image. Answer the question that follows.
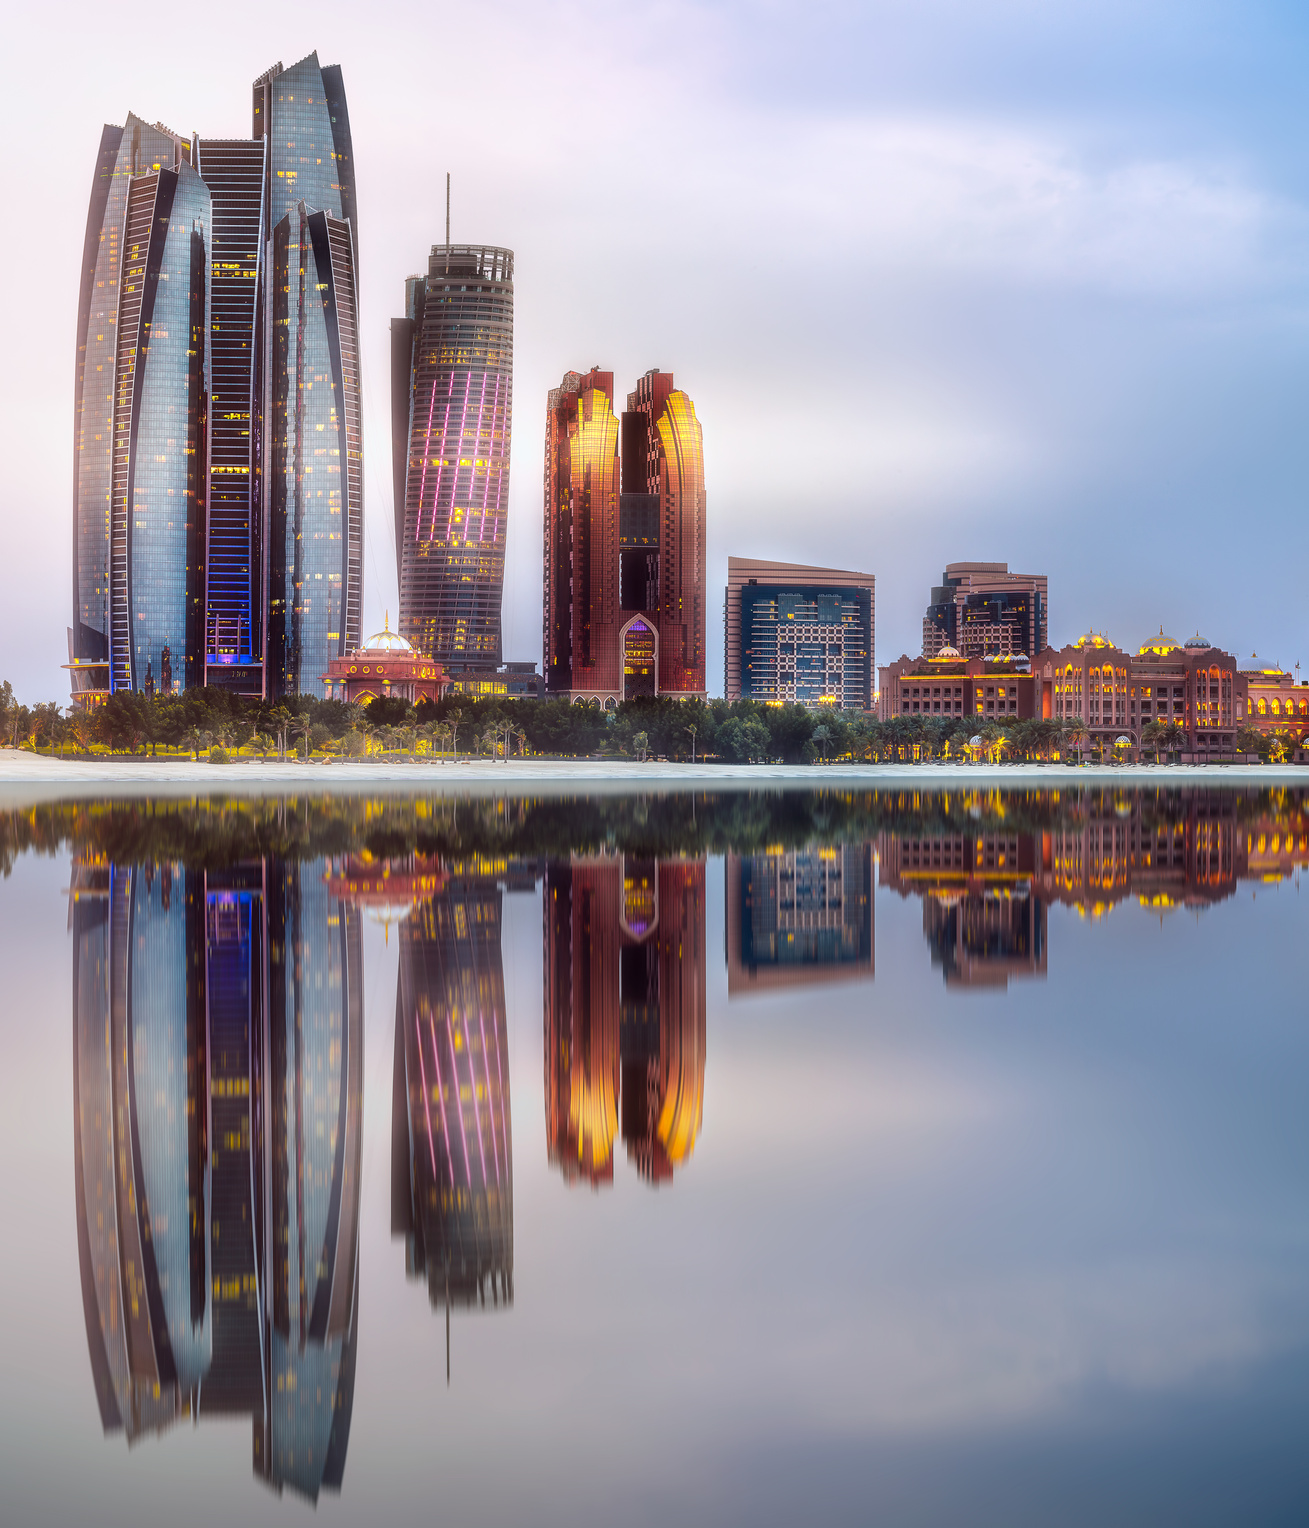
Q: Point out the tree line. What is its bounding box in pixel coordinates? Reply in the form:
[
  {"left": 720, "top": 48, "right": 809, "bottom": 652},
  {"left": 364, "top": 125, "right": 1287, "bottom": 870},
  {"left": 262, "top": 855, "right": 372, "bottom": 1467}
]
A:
[{"left": 0, "top": 681, "right": 1301, "bottom": 764}]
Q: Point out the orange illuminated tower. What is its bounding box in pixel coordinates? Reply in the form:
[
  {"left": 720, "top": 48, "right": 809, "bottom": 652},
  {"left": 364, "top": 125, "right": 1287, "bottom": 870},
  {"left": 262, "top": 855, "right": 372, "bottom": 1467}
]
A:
[
  {"left": 544, "top": 368, "right": 706, "bottom": 704},
  {"left": 543, "top": 857, "right": 622, "bottom": 1184},
  {"left": 543, "top": 855, "right": 706, "bottom": 1187}
]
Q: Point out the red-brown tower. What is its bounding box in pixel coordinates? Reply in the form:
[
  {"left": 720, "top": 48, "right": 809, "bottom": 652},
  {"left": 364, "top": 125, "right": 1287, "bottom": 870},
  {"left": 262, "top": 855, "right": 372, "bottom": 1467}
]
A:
[{"left": 544, "top": 368, "right": 705, "bottom": 704}]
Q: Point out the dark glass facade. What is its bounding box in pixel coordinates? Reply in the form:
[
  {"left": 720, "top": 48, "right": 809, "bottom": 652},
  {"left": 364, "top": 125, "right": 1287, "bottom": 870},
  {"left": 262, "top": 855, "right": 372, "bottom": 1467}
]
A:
[
  {"left": 922, "top": 562, "right": 1048, "bottom": 661},
  {"left": 193, "top": 137, "right": 265, "bottom": 688},
  {"left": 724, "top": 557, "right": 875, "bottom": 709},
  {"left": 72, "top": 54, "right": 362, "bottom": 704},
  {"left": 393, "top": 245, "right": 514, "bottom": 667}
]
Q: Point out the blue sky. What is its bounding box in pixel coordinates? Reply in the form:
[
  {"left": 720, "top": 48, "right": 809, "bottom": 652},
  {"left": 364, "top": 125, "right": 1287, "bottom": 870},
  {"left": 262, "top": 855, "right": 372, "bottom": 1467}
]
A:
[{"left": 1, "top": 0, "right": 1306, "bottom": 700}]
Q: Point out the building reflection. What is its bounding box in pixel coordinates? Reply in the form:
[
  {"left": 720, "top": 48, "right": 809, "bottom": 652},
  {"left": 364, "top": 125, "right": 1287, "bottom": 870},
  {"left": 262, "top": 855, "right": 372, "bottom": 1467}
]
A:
[
  {"left": 1035, "top": 792, "right": 1253, "bottom": 913},
  {"left": 71, "top": 856, "right": 362, "bottom": 1501},
  {"left": 385, "top": 858, "right": 514, "bottom": 1319},
  {"left": 725, "top": 845, "right": 873, "bottom": 997},
  {"left": 879, "top": 832, "right": 1047, "bottom": 989},
  {"left": 544, "top": 856, "right": 706, "bottom": 1186}
]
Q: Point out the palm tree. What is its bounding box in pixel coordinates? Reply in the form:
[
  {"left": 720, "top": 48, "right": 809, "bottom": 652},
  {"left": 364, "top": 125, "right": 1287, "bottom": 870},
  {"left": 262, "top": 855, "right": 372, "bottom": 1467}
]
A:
[{"left": 291, "top": 713, "right": 314, "bottom": 760}]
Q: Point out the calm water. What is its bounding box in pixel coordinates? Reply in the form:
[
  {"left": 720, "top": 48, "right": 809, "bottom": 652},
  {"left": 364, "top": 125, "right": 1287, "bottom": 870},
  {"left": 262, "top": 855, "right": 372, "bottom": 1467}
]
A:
[{"left": 0, "top": 785, "right": 1306, "bottom": 1527}]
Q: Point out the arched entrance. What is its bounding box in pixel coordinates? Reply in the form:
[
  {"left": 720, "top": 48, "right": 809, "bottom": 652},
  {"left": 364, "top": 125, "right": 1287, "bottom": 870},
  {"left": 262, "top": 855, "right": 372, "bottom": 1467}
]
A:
[{"left": 622, "top": 617, "right": 657, "bottom": 700}]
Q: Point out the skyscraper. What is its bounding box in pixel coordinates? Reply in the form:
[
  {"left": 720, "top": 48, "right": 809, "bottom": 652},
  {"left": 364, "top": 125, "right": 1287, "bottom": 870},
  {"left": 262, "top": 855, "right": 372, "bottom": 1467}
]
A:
[
  {"left": 393, "top": 243, "right": 514, "bottom": 669},
  {"left": 724, "top": 556, "right": 875, "bottom": 709},
  {"left": 256, "top": 55, "right": 363, "bottom": 695},
  {"left": 70, "top": 120, "right": 210, "bottom": 704},
  {"left": 544, "top": 368, "right": 706, "bottom": 705},
  {"left": 70, "top": 53, "right": 362, "bottom": 705}
]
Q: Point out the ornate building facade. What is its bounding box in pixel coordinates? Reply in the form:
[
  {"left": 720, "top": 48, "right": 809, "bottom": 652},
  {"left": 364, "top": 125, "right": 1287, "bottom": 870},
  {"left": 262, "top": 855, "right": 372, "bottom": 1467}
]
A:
[{"left": 544, "top": 369, "right": 706, "bottom": 705}]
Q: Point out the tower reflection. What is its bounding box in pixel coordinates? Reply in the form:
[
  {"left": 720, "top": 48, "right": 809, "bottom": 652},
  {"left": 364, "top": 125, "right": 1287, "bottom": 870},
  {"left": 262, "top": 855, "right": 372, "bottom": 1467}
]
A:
[
  {"left": 725, "top": 844, "right": 874, "bottom": 998},
  {"left": 544, "top": 856, "right": 706, "bottom": 1187},
  {"left": 71, "top": 855, "right": 361, "bottom": 1501},
  {"left": 389, "top": 861, "right": 514, "bottom": 1316}
]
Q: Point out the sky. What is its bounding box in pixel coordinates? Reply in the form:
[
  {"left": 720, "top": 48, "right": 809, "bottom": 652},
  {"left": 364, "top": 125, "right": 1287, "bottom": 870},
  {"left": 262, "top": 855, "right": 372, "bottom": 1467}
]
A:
[{"left": 2, "top": 0, "right": 1307, "bottom": 703}]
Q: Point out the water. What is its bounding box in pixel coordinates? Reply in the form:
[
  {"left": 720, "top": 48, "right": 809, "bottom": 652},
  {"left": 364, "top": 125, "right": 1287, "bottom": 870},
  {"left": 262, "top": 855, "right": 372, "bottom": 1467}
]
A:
[{"left": 0, "top": 785, "right": 1305, "bottom": 1527}]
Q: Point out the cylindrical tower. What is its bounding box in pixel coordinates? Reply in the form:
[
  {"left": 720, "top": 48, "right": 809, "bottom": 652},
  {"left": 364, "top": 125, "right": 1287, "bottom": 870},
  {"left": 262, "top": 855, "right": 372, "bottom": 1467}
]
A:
[{"left": 394, "top": 244, "right": 514, "bottom": 668}]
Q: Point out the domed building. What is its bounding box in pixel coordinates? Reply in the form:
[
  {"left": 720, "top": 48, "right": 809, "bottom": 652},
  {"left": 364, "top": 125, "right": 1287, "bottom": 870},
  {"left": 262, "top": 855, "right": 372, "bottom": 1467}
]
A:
[
  {"left": 321, "top": 617, "right": 447, "bottom": 704},
  {"left": 1138, "top": 628, "right": 1182, "bottom": 656}
]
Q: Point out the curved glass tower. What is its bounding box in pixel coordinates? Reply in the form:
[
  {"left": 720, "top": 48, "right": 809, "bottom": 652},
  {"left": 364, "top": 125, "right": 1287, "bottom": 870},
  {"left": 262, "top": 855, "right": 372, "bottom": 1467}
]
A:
[
  {"left": 72, "top": 120, "right": 208, "bottom": 700},
  {"left": 72, "top": 54, "right": 362, "bottom": 704},
  {"left": 392, "top": 244, "right": 514, "bottom": 667},
  {"left": 257, "top": 54, "right": 363, "bottom": 695}
]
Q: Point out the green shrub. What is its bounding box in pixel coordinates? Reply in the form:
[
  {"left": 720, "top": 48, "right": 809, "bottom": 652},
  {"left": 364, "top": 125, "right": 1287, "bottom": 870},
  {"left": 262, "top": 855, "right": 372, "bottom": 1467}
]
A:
[{"left": 209, "top": 746, "right": 231, "bottom": 765}]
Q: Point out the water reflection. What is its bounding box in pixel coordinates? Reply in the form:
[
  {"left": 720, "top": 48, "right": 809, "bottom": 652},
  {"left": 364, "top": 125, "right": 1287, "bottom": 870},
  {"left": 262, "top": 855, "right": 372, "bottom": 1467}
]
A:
[
  {"left": 880, "top": 832, "right": 1047, "bottom": 988},
  {"left": 385, "top": 857, "right": 515, "bottom": 1313},
  {"left": 545, "top": 856, "right": 706, "bottom": 1185},
  {"left": 31, "top": 785, "right": 1308, "bottom": 1511},
  {"left": 726, "top": 845, "right": 874, "bottom": 996},
  {"left": 71, "top": 856, "right": 361, "bottom": 1501}
]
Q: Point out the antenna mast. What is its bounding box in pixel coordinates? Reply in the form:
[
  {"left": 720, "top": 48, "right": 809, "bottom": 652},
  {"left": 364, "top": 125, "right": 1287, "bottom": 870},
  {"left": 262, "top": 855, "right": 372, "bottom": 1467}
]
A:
[{"left": 445, "top": 172, "right": 450, "bottom": 275}]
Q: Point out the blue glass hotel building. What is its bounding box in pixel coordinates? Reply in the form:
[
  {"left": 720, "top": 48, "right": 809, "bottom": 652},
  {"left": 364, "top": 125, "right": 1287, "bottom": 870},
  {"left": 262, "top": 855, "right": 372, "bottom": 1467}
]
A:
[{"left": 70, "top": 54, "right": 362, "bottom": 703}]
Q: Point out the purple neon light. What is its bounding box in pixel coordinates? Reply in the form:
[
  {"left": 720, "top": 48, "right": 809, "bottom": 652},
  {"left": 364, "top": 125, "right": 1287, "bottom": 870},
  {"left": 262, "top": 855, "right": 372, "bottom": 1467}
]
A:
[
  {"left": 460, "top": 1011, "right": 488, "bottom": 1186},
  {"left": 415, "top": 1011, "right": 439, "bottom": 1182}
]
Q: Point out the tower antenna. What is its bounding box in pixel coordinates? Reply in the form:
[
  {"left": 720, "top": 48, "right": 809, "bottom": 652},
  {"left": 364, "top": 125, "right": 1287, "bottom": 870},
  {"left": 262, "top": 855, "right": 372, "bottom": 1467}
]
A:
[{"left": 445, "top": 172, "right": 450, "bottom": 275}]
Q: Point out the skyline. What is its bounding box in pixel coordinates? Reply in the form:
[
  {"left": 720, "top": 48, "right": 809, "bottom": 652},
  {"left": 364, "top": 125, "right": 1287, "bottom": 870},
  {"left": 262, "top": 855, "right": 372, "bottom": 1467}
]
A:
[{"left": 4, "top": 1, "right": 1309, "bottom": 704}]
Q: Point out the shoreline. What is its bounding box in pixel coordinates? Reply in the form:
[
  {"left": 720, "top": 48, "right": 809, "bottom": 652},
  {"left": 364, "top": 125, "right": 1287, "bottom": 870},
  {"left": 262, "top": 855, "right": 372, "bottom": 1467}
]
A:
[{"left": 0, "top": 749, "right": 1303, "bottom": 801}]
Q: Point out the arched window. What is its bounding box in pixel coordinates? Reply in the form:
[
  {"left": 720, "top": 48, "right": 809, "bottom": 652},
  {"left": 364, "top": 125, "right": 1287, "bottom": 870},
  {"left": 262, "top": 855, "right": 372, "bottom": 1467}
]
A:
[{"left": 1256, "top": 698, "right": 1267, "bottom": 715}]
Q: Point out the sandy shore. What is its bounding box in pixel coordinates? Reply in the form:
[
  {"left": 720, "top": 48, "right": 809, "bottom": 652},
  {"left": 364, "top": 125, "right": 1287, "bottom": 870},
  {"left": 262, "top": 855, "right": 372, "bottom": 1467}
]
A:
[{"left": 0, "top": 748, "right": 1301, "bottom": 801}]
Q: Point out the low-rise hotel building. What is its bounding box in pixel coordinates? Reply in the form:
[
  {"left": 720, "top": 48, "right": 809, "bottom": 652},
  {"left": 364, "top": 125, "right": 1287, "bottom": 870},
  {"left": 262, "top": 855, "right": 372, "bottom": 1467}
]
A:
[
  {"left": 1033, "top": 630, "right": 1246, "bottom": 753},
  {"left": 1239, "top": 655, "right": 1308, "bottom": 739},
  {"left": 877, "top": 649, "right": 1036, "bottom": 722}
]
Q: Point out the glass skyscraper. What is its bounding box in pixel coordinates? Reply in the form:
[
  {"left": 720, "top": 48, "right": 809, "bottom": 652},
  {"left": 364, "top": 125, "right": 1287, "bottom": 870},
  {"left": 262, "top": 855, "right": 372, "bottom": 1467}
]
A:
[
  {"left": 71, "top": 53, "right": 362, "bottom": 704},
  {"left": 392, "top": 243, "right": 514, "bottom": 667}
]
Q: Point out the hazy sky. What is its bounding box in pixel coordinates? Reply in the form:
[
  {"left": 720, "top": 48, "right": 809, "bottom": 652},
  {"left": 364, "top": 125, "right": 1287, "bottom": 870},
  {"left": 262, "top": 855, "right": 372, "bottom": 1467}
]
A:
[{"left": 2, "top": 0, "right": 1306, "bottom": 702}]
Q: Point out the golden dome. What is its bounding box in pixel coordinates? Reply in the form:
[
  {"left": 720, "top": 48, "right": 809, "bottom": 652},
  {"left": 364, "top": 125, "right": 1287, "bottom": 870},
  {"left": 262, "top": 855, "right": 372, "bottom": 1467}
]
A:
[
  {"left": 1138, "top": 627, "right": 1180, "bottom": 656},
  {"left": 1075, "top": 631, "right": 1113, "bottom": 649},
  {"left": 931, "top": 645, "right": 962, "bottom": 660}
]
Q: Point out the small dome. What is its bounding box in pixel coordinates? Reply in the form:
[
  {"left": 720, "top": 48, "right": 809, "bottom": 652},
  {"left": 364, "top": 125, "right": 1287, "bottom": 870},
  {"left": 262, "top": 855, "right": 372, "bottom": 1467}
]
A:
[
  {"left": 1138, "top": 627, "right": 1180, "bottom": 656},
  {"left": 933, "top": 645, "right": 962, "bottom": 660},
  {"left": 1075, "top": 631, "right": 1112, "bottom": 649},
  {"left": 1184, "top": 633, "right": 1211, "bottom": 649},
  {"left": 357, "top": 613, "right": 415, "bottom": 655},
  {"left": 1241, "top": 653, "right": 1285, "bottom": 675}
]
